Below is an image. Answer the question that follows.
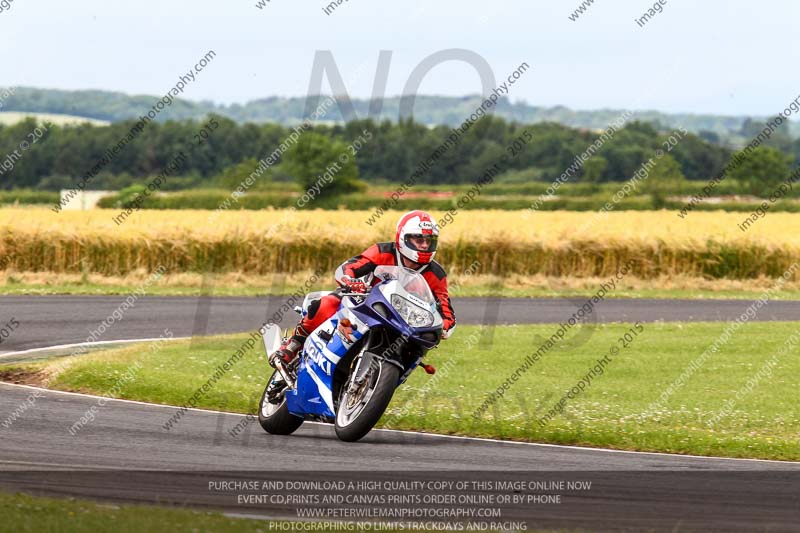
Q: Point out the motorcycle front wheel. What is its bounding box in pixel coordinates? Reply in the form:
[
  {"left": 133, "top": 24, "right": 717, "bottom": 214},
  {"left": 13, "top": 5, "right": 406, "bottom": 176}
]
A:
[{"left": 334, "top": 358, "right": 400, "bottom": 442}]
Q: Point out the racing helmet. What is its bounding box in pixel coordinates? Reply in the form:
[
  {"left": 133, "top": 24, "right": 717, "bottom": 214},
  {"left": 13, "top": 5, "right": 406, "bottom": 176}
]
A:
[{"left": 395, "top": 210, "right": 439, "bottom": 265}]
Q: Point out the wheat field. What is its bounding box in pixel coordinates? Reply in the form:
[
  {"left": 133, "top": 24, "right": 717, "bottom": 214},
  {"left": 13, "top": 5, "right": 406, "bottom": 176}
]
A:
[{"left": 0, "top": 207, "right": 798, "bottom": 280}]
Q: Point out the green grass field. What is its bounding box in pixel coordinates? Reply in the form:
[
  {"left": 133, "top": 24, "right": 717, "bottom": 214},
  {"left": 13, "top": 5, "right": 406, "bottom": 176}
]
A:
[
  {"left": 0, "top": 491, "right": 561, "bottom": 533},
  {"left": 4, "top": 323, "right": 798, "bottom": 461},
  {"left": 0, "top": 492, "right": 274, "bottom": 533}
]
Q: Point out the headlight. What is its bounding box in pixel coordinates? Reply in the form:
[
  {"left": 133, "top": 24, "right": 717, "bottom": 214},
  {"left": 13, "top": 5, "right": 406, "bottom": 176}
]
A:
[{"left": 390, "top": 294, "right": 434, "bottom": 327}]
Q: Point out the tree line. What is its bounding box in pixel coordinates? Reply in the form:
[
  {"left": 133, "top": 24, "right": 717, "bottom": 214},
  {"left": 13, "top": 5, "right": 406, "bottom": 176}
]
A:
[
  {"left": 5, "top": 87, "right": 800, "bottom": 139},
  {"left": 0, "top": 113, "right": 796, "bottom": 197}
]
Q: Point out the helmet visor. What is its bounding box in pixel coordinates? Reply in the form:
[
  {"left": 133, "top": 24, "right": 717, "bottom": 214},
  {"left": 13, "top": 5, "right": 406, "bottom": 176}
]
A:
[{"left": 404, "top": 234, "right": 438, "bottom": 253}]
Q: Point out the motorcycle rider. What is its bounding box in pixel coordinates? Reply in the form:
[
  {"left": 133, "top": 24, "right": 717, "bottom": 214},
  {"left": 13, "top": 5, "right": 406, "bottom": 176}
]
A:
[{"left": 269, "top": 210, "right": 456, "bottom": 368}]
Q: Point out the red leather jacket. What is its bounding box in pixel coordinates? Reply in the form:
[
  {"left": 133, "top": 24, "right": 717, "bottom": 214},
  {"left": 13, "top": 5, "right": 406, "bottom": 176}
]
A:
[{"left": 334, "top": 242, "right": 456, "bottom": 335}]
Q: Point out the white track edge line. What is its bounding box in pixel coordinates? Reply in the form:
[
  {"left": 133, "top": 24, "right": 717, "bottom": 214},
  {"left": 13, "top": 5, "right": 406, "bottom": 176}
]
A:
[
  {"left": 0, "top": 337, "right": 192, "bottom": 359},
  {"left": 1, "top": 382, "right": 798, "bottom": 466},
  {"left": 4, "top": 337, "right": 799, "bottom": 465}
]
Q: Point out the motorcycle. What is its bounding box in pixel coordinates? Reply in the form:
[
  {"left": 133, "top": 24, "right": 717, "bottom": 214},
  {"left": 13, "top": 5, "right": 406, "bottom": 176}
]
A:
[{"left": 258, "top": 265, "right": 443, "bottom": 442}]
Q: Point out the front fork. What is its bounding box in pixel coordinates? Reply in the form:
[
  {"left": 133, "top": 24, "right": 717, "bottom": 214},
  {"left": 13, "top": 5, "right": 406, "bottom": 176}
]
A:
[
  {"left": 347, "top": 332, "right": 409, "bottom": 395},
  {"left": 275, "top": 363, "right": 296, "bottom": 391},
  {"left": 346, "top": 331, "right": 373, "bottom": 395}
]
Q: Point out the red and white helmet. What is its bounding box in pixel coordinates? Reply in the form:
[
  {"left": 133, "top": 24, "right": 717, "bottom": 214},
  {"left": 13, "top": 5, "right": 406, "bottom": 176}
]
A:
[{"left": 396, "top": 210, "right": 439, "bottom": 265}]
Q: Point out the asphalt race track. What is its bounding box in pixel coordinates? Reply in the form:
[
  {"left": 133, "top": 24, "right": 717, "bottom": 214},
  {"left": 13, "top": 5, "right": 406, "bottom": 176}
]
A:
[
  {"left": 2, "top": 295, "right": 800, "bottom": 530},
  {"left": 3, "top": 294, "right": 800, "bottom": 353},
  {"left": 1, "top": 384, "right": 799, "bottom": 531}
]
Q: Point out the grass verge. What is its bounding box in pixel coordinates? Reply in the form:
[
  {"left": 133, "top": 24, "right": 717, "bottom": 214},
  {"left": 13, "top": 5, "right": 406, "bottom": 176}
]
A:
[
  {"left": 3, "top": 271, "right": 800, "bottom": 300},
  {"left": 0, "top": 491, "right": 560, "bottom": 533},
  {"left": 2, "top": 323, "right": 799, "bottom": 461},
  {"left": 0, "top": 491, "right": 274, "bottom": 533}
]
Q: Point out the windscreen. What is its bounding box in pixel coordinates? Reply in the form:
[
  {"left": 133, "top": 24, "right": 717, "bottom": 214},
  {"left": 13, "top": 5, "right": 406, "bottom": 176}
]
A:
[{"left": 373, "top": 265, "right": 436, "bottom": 304}]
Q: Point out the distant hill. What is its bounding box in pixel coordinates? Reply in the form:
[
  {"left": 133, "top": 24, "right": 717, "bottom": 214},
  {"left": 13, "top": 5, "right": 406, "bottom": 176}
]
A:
[{"left": 2, "top": 87, "right": 796, "bottom": 140}]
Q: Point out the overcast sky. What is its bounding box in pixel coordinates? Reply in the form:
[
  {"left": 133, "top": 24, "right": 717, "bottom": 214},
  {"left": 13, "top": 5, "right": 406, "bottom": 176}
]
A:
[{"left": 2, "top": 0, "right": 798, "bottom": 116}]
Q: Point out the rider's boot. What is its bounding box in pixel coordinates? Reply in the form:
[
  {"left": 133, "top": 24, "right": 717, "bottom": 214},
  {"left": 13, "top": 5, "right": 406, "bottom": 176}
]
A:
[{"left": 269, "top": 325, "right": 309, "bottom": 369}]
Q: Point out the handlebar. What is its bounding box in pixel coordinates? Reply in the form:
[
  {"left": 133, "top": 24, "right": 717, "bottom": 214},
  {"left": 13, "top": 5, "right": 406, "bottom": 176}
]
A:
[{"left": 339, "top": 291, "right": 370, "bottom": 297}]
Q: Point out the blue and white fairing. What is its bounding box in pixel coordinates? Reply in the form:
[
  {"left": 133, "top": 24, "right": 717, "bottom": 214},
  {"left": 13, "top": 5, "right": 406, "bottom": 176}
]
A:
[
  {"left": 283, "top": 266, "right": 443, "bottom": 419},
  {"left": 285, "top": 309, "right": 364, "bottom": 418}
]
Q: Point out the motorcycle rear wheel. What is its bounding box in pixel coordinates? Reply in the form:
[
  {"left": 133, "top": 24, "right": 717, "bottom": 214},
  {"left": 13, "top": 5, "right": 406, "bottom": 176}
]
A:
[{"left": 258, "top": 369, "right": 304, "bottom": 435}]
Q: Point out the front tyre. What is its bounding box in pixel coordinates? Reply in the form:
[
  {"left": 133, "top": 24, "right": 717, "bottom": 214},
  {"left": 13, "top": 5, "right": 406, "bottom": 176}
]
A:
[
  {"left": 335, "top": 359, "right": 401, "bottom": 442},
  {"left": 258, "top": 370, "right": 304, "bottom": 435}
]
